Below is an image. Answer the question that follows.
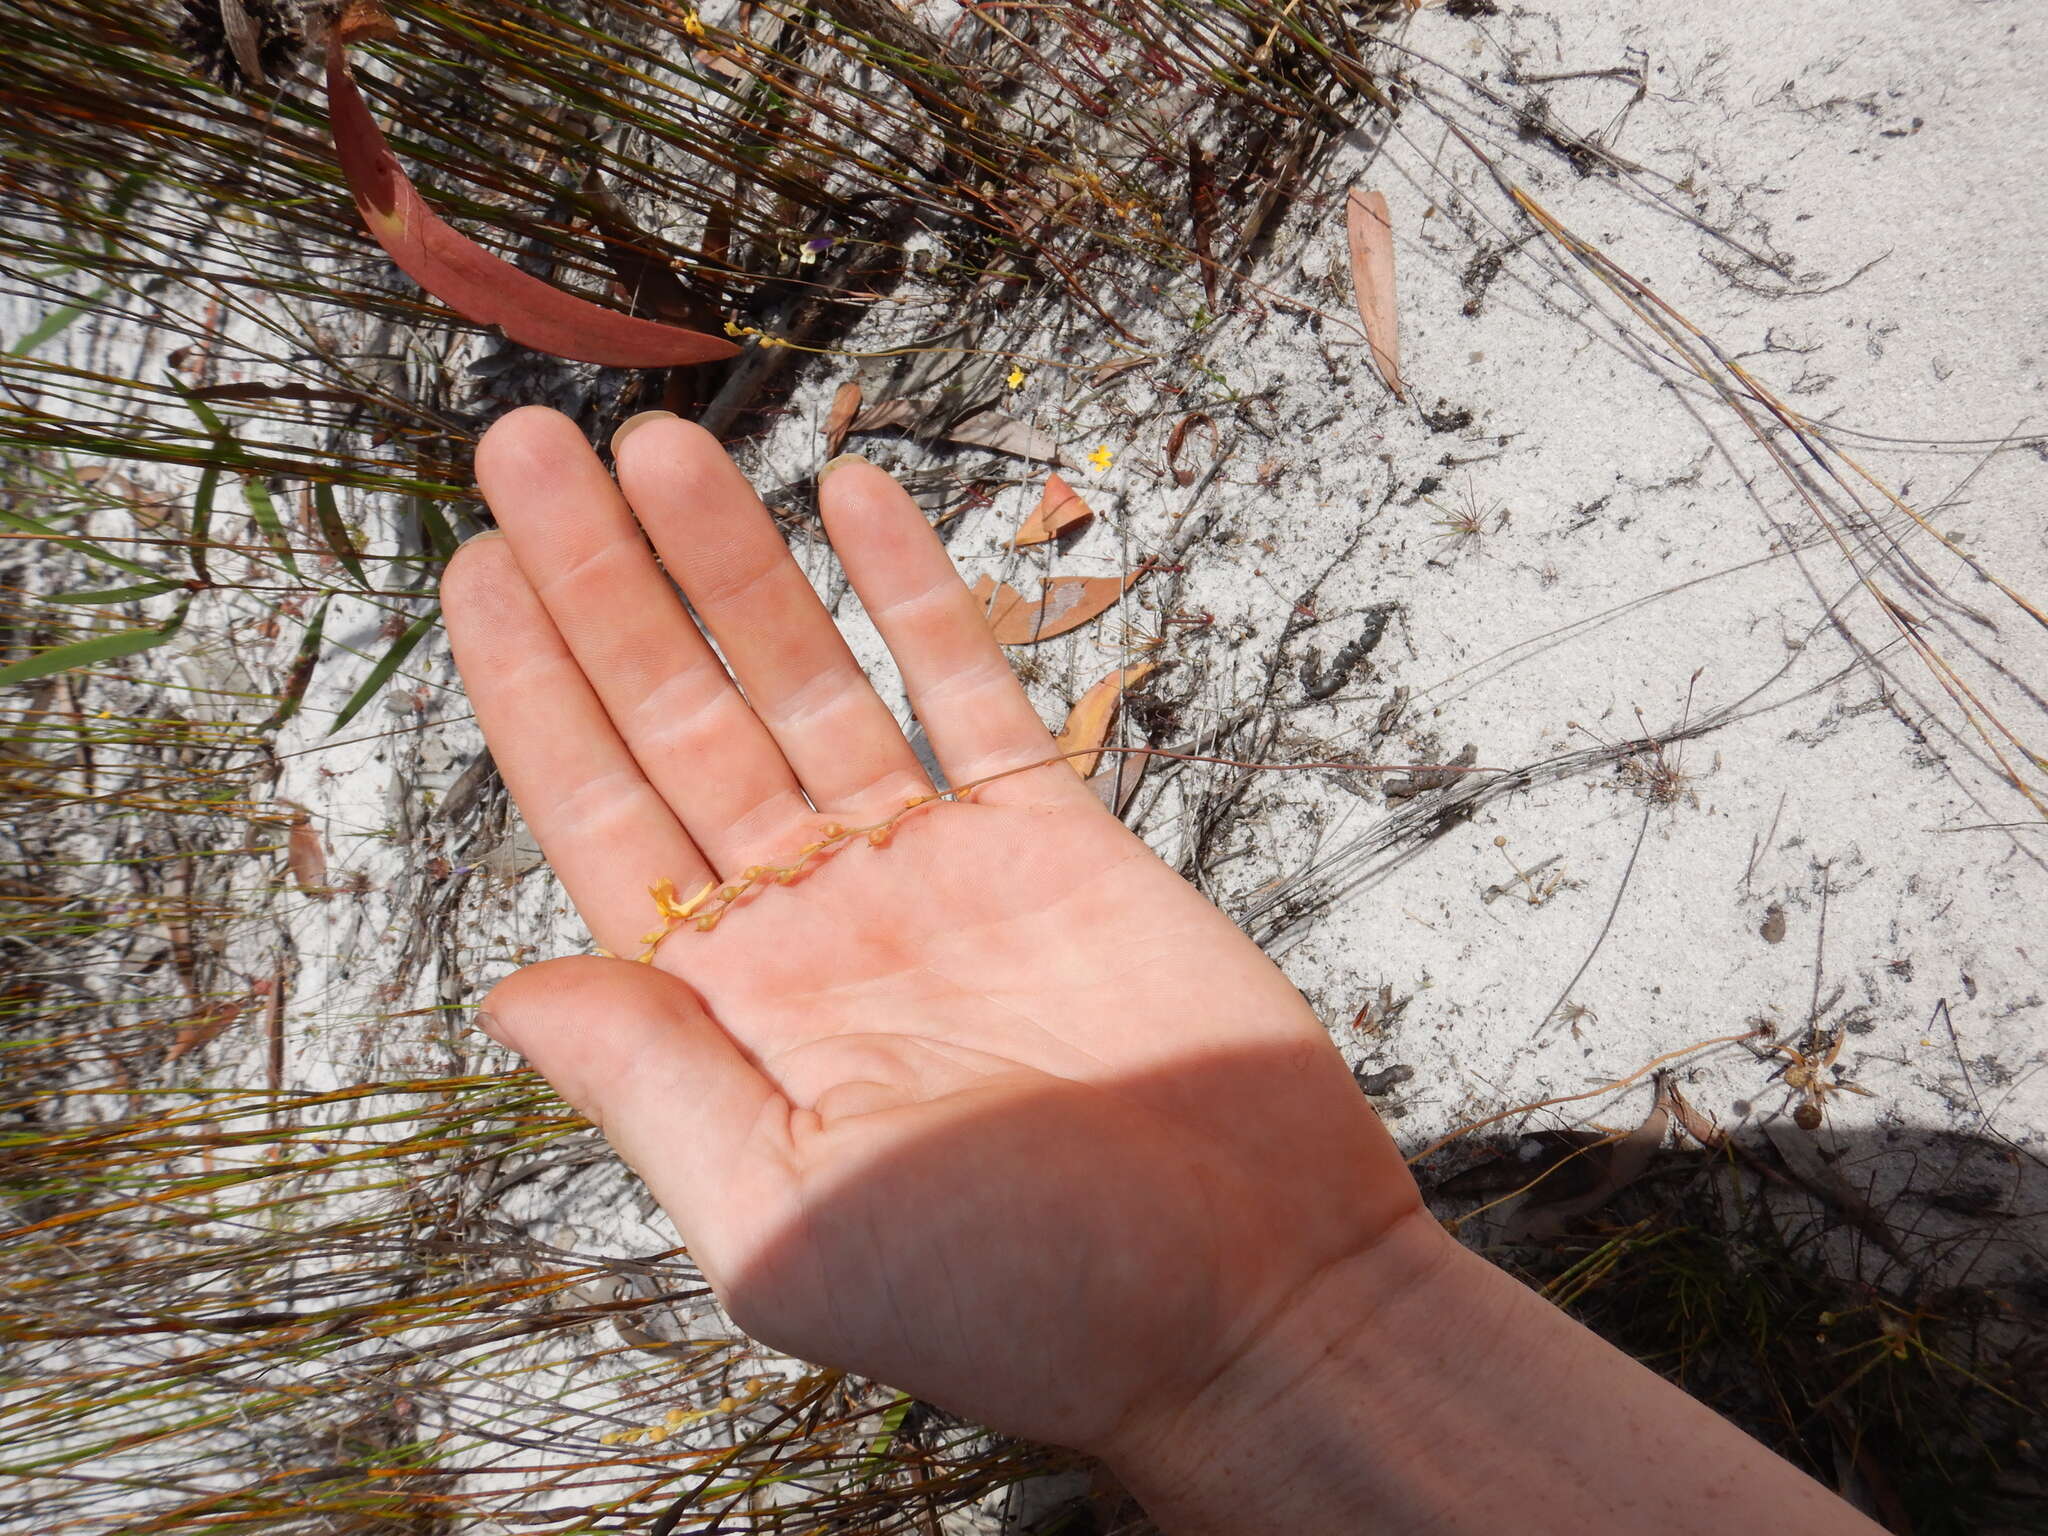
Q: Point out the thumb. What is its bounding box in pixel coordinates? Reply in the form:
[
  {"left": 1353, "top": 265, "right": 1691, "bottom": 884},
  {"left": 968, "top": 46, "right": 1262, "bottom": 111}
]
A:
[{"left": 477, "top": 954, "right": 785, "bottom": 1280}]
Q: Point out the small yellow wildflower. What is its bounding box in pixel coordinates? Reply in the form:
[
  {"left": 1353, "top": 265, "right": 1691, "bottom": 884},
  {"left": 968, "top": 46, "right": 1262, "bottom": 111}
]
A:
[
  {"left": 682, "top": 11, "right": 708, "bottom": 40},
  {"left": 1087, "top": 445, "right": 1113, "bottom": 474},
  {"left": 1006, "top": 366, "right": 1026, "bottom": 389},
  {"left": 651, "top": 876, "right": 716, "bottom": 922}
]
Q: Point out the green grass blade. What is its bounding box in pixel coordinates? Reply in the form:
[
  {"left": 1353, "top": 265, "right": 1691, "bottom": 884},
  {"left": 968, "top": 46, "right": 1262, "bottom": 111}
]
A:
[
  {"left": 45, "top": 579, "right": 190, "bottom": 605},
  {"left": 189, "top": 463, "right": 218, "bottom": 584},
  {"left": 0, "top": 597, "right": 192, "bottom": 687},
  {"left": 5, "top": 289, "right": 111, "bottom": 357},
  {"left": 0, "top": 506, "right": 162, "bottom": 583},
  {"left": 312, "top": 482, "right": 371, "bottom": 590},
  {"left": 328, "top": 606, "right": 439, "bottom": 734},
  {"left": 242, "top": 476, "right": 302, "bottom": 580}
]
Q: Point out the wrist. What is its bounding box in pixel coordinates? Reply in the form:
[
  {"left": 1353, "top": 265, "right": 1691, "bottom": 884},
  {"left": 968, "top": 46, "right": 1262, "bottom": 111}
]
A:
[
  {"left": 1100, "top": 1203, "right": 1465, "bottom": 1534},
  {"left": 1101, "top": 1204, "right": 1887, "bottom": 1536}
]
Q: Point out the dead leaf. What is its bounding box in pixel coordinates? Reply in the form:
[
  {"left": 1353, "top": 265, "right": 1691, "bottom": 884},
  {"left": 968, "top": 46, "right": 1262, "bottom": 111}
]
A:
[
  {"left": 1090, "top": 356, "right": 1156, "bottom": 386},
  {"left": 940, "top": 407, "right": 1060, "bottom": 463},
  {"left": 1088, "top": 748, "right": 1148, "bottom": 817},
  {"left": 1010, "top": 473, "right": 1093, "bottom": 548},
  {"left": 1187, "top": 138, "right": 1221, "bottom": 305},
  {"left": 324, "top": 23, "right": 740, "bottom": 369},
  {"left": 217, "top": 0, "right": 270, "bottom": 86},
  {"left": 1165, "top": 411, "right": 1218, "bottom": 488},
  {"left": 264, "top": 967, "right": 287, "bottom": 1093},
  {"left": 824, "top": 381, "right": 862, "bottom": 458},
  {"left": 848, "top": 397, "right": 918, "bottom": 434},
  {"left": 972, "top": 572, "right": 1137, "bottom": 645},
  {"left": 189, "top": 381, "right": 372, "bottom": 405},
  {"left": 1760, "top": 903, "right": 1787, "bottom": 944},
  {"left": 1511, "top": 1089, "right": 1669, "bottom": 1239},
  {"left": 577, "top": 167, "right": 725, "bottom": 334},
  {"left": 844, "top": 397, "right": 1060, "bottom": 462},
  {"left": 165, "top": 996, "right": 252, "bottom": 1065},
  {"left": 1659, "top": 1071, "right": 1725, "bottom": 1151},
  {"left": 1345, "top": 187, "right": 1405, "bottom": 400},
  {"left": 286, "top": 811, "right": 328, "bottom": 896},
  {"left": 1056, "top": 662, "right": 1158, "bottom": 777}
]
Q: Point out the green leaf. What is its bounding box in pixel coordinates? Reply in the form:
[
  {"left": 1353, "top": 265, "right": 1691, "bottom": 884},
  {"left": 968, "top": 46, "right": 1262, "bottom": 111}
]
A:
[
  {"left": 857, "top": 1395, "right": 913, "bottom": 1479},
  {"left": 412, "top": 495, "right": 459, "bottom": 562},
  {"left": 0, "top": 598, "right": 192, "bottom": 687},
  {"left": 46, "top": 579, "right": 188, "bottom": 605},
  {"left": 243, "top": 476, "right": 302, "bottom": 580},
  {"left": 189, "top": 463, "right": 218, "bottom": 584},
  {"left": 328, "top": 607, "right": 439, "bottom": 735},
  {"left": 0, "top": 506, "right": 160, "bottom": 583},
  {"left": 6, "top": 290, "right": 110, "bottom": 358},
  {"left": 312, "top": 483, "right": 370, "bottom": 590}
]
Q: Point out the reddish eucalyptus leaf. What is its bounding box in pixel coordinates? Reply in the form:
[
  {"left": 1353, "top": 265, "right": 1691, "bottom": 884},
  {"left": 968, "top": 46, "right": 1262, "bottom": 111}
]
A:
[
  {"left": 165, "top": 995, "right": 254, "bottom": 1066},
  {"left": 1056, "top": 661, "right": 1158, "bottom": 777},
  {"left": 325, "top": 38, "right": 740, "bottom": 369},
  {"left": 1165, "top": 411, "right": 1218, "bottom": 488},
  {"left": 1345, "top": 187, "right": 1405, "bottom": 400},
  {"left": 286, "top": 809, "right": 328, "bottom": 896},
  {"left": 972, "top": 571, "right": 1137, "bottom": 645},
  {"left": 824, "top": 381, "right": 862, "bottom": 458},
  {"left": 1010, "top": 473, "right": 1093, "bottom": 548}
]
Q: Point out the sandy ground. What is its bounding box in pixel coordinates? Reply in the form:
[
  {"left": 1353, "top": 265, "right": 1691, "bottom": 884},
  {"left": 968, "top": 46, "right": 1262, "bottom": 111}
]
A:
[{"left": 19, "top": 0, "right": 2041, "bottom": 1523}]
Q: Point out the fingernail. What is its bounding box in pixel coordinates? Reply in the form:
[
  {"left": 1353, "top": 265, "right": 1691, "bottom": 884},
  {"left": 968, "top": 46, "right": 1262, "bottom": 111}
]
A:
[
  {"left": 460, "top": 528, "right": 506, "bottom": 546},
  {"left": 819, "top": 451, "right": 870, "bottom": 484},
  {"left": 610, "top": 409, "right": 677, "bottom": 458},
  {"left": 474, "top": 1009, "right": 509, "bottom": 1046}
]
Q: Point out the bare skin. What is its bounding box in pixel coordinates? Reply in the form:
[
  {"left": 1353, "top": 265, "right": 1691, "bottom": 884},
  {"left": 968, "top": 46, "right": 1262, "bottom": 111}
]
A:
[{"left": 444, "top": 406, "right": 1884, "bottom": 1533}]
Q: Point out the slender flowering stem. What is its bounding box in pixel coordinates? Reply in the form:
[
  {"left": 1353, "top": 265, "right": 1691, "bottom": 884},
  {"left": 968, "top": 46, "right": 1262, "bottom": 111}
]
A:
[{"left": 635, "top": 746, "right": 1499, "bottom": 960}]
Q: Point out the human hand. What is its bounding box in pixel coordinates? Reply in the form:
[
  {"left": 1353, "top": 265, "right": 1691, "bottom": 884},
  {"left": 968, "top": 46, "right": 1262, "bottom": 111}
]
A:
[{"left": 442, "top": 407, "right": 1423, "bottom": 1456}]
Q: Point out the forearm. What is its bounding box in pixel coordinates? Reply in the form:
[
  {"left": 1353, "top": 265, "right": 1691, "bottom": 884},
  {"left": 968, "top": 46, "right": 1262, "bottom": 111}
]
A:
[{"left": 1106, "top": 1208, "right": 1885, "bottom": 1536}]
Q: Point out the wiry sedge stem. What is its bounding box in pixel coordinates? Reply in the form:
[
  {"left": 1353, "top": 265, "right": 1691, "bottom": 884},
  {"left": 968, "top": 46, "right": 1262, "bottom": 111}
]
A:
[{"left": 634, "top": 746, "right": 1498, "bottom": 961}]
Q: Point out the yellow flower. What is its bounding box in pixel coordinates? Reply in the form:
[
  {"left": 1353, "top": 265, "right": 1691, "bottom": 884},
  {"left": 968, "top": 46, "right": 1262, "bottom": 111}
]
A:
[
  {"left": 1087, "top": 445, "right": 1113, "bottom": 474},
  {"left": 1006, "top": 366, "right": 1026, "bottom": 389},
  {"left": 651, "top": 876, "right": 716, "bottom": 922},
  {"left": 682, "top": 12, "right": 708, "bottom": 40}
]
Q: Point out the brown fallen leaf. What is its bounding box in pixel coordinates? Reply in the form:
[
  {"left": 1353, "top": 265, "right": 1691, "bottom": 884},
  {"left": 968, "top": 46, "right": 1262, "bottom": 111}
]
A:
[
  {"left": 1090, "top": 356, "right": 1156, "bottom": 386},
  {"left": 1512, "top": 1089, "right": 1668, "bottom": 1239},
  {"left": 848, "top": 397, "right": 918, "bottom": 434},
  {"left": 939, "top": 407, "right": 1060, "bottom": 463},
  {"left": 1010, "top": 473, "right": 1093, "bottom": 548},
  {"left": 1187, "top": 138, "right": 1222, "bottom": 305},
  {"left": 844, "top": 397, "right": 1061, "bottom": 463},
  {"left": 217, "top": 0, "right": 272, "bottom": 87},
  {"left": 285, "top": 810, "right": 328, "bottom": 896},
  {"left": 1345, "top": 187, "right": 1405, "bottom": 400},
  {"left": 1661, "top": 1072, "right": 1726, "bottom": 1151},
  {"left": 577, "top": 166, "right": 726, "bottom": 334},
  {"left": 971, "top": 571, "right": 1137, "bottom": 645},
  {"left": 1056, "top": 662, "right": 1158, "bottom": 777},
  {"left": 1165, "top": 411, "right": 1218, "bottom": 488},
  {"left": 325, "top": 10, "right": 739, "bottom": 370},
  {"left": 824, "top": 380, "right": 862, "bottom": 459},
  {"left": 1088, "top": 748, "right": 1148, "bottom": 818},
  {"left": 165, "top": 995, "right": 253, "bottom": 1066}
]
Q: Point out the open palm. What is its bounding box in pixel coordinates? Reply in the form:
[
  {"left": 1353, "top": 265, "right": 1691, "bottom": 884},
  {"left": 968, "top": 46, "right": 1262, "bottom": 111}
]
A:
[{"left": 444, "top": 409, "right": 1420, "bottom": 1455}]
